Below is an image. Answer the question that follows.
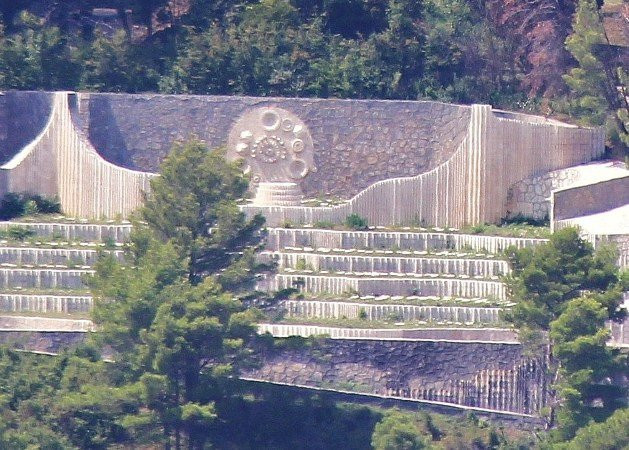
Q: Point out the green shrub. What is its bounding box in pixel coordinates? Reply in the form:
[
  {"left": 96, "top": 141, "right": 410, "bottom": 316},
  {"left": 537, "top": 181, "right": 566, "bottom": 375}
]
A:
[
  {"left": 345, "top": 214, "right": 368, "bottom": 230},
  {"left": 102, "top": 236, "right": 117, "bottom": 249},
  {"left": 0, "top": 192, "right": 61, "bottom": 220},
  {"left": 1, "top": 226, "right": 35, "bottom": 241},
  {"left": 313, "top": 220, "right": 336, "bottom": 229}
]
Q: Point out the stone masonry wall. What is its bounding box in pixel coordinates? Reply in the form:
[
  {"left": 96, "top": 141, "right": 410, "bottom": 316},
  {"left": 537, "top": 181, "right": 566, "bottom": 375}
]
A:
[
  {"left": 245, "top": 339, "right": 547, "bottom": 415},
  {"left": 506, "top": 162, "right": 629, "bottom": 220},
  {"left": 77, "top": 93, "right": 470, "bottom": 197}
]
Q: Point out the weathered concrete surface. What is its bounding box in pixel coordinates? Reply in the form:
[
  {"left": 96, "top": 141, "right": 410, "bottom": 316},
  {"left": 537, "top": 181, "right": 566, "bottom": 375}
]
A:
[
  {"left": 0, "top": 315, "right": 93, "bottom": 332},
  {"left": 552, "top": 175, "right": 629, "bottom": 223},
  {"left": 556, "top": 205, "right": 629, "bottom": 236},
  {"left": 258, "top": 324, "right": 520, "bottom": 342}
]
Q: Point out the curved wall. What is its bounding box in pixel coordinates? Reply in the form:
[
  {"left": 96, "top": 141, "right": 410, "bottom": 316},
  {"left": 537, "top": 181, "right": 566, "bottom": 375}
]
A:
[
  {"left": 0, "top": 91, "right": 605, "bottom": 225},
  {"left": 244, "top": 106, "right": 604, "bottom": 226},
  {"left": 77, "top": 93, "right": 471, "bottom": 197},
  {"left": 0, "top": 92, "right": 155, "bottom": 218},
  {"left": 0, "top": 91, "right": 53, "bottom": 164}
]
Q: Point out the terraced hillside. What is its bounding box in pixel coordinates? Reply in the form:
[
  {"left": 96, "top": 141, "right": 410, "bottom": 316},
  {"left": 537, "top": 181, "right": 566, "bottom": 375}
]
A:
[
  {"left": 0, "top": 219, "right": 131, "bottom": 318},
  {"left": 257, "top": 227, "right": 547, "bottom": 335},
  {"left": 0, "top": 220, "right": 625, "bottom": 417}
]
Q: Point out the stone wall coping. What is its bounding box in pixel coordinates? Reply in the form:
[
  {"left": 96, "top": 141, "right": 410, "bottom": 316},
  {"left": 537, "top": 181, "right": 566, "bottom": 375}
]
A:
[
  {"left": 81, "top": 91, "right": 475, "bottom": 109},
  {"left": 257, "top": 324, "right": 520, "bottom": 344},
  {"left": 0, "top": 315, "right": 93, "bottom": 332}
]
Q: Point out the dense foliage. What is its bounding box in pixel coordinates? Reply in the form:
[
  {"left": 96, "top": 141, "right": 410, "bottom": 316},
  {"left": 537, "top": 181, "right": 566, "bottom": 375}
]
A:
[
  {"left": 505, "top": 227, "right": 627, "bottom": 441},
  {"left": 0, "top": 348, "right": 535, "bottom": 449},
  {"left": 0, "top": 192, "right": 61, "bottom": 220},
  {"left": 85, "top": 140, "right": 268, "bottom": 448},
  {"left": 0, "top": 0, "right": 567, "bottom": 108},
  {"left": 562, "top": 0, "right": 629, "bottom": 148}
]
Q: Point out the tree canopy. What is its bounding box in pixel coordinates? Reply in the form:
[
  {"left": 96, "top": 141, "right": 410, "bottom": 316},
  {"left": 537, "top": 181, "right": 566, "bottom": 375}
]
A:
[{"left": 505, "top": 227, "right": 627, "bottom": 441}]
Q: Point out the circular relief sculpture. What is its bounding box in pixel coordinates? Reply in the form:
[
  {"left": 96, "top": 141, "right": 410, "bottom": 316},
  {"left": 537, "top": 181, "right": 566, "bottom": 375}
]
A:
[
  {"left": 261, "top": 110, "right": 281, "bottom": 130},
  {"left": 253, "top": 136, "right": 287, "bottom": 163},
  {"left": 289, "top": 159, "right": 308, "bottom": 179},
  {"left": 227, "top": 107, "right": 315, "bottom": 186}
]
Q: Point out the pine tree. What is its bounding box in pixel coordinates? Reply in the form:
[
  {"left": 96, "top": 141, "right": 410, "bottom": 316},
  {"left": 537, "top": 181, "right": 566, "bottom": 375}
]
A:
[
  {"left": 563, "top": 0, "right": 629, "bottom": 141},
  {"left": 89, "top": 140, "right": 266, "bottom": 448}
]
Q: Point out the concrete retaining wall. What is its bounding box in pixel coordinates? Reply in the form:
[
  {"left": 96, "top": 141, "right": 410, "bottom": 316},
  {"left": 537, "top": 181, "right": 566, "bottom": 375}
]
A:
[
  {"left": 0, "top": 92, "right": 154, "bottom": 218},
  {"left": 551, "top": 176, "right": 629, "bottom": 222},
  {"left": 0, "top": 222, "right": 133, "bottom": 242},
  {"left": 0, "top": 247, "right": 123, "bottom": 266},
  {"left": 262, "top": 274, "right": 506, "bottom": 298},
  {"left": 257, "top": 324, "right": 518, "bottom": 342},
  {"left": 265, "top": 252, "right": 509, "bottom": 277},
  {"left": 0, "top": 268, "right": 91, "bottom": 289},
  {"left": 0, "top": 294, "right": 92, "bottom": 314},
  {"left": 265, "top": 228, "right": 547, "bottom": 253},
  {"left": 283, "top": 300, "right": 504, "bottom": 324}
]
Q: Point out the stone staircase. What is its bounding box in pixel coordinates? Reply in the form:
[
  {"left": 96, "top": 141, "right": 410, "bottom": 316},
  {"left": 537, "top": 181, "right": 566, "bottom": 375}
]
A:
[{"left": 257, "top": 227, "right": 547, "bottom": 331}]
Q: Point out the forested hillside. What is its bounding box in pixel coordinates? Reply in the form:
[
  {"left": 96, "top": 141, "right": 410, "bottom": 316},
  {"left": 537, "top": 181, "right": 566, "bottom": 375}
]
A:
[
  {"left": 2, "top": 0, "right": 626, "bottom": 151},
  {"left": 1, "top": 0, "right": 627, "bottom": 148},
  {"left": 0, "top": 1, "right": 604, "bottom": 100}
]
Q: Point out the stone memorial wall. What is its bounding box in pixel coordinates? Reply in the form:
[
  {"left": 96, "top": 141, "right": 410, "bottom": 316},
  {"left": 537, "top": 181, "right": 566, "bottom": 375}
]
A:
[{"left": 0, "top": 91, "right": 607, "bottom": 225}]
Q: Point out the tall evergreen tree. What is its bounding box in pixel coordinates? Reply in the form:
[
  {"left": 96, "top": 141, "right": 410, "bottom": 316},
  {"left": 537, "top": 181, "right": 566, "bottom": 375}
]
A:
[
  {"left": 563, "top": 0, "right": 629, "bottom": 144},
  {"left": 89, "top": 140, "right": 265, "bottom": 448}
]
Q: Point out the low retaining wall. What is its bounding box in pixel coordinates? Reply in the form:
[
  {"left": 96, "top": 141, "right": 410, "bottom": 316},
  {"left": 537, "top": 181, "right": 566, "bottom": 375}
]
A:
[
  {"left": 0, "top": 315, "right": 93, "bottom": 332},
  {"left": 0, "top": 222, "right": 133, "bottom": 242},
  {"left": 0, "top": 247, "right": 123, "bottom": 266},
  {"left": 244, "top": 338, "right": 546, "bottom": 415},
  {"left": 262, "top": 274, "right": 507, "bottom": 299},
  {"left": 0, "top": 294, "right": 93, "bottom": 314},
  {"left": 265, "top": 228, "right": 547, "bottom": 253},
  {"left": 266, "top": 252, "right": 510, "bottom": 277},
  {"left": 257, "top": 324, "right": 519, "bottom": 342},
  {"left": 283, "top": 301, "right": 505, "bottom": 324},
  {"left": 551, "top": 175, "right": 629, "bottom": 222},
  {"left": 0, "top": 268, "right": 91, "bottom": 289}
]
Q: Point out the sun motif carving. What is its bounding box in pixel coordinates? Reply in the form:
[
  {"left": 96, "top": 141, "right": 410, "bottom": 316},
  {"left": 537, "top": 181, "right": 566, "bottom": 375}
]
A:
[
  {"left": 252, "top": 135, "right": 287, "bottom": 163},
  {"left": 227, "top": 107, "right": 315, "bottom": 184}
]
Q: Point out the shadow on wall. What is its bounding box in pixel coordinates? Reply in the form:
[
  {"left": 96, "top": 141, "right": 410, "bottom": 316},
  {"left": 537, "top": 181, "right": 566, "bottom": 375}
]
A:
[
  {"left": 0, "top": 91, "right": 53, "bottom": 164},
  {"left": 84, "top": 95, "right": 133, "bottom": 169}
]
